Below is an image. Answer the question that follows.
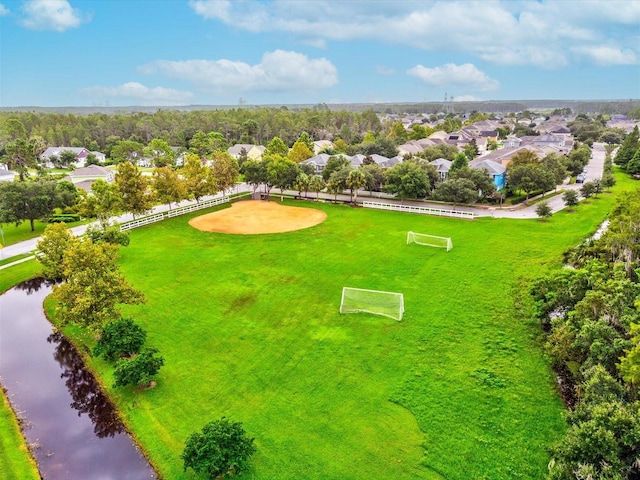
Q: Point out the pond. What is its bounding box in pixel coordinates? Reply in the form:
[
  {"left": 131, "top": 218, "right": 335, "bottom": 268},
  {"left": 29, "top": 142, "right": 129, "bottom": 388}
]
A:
[{"left": 0, "top": 278, "right": 156, "bottom": 479}]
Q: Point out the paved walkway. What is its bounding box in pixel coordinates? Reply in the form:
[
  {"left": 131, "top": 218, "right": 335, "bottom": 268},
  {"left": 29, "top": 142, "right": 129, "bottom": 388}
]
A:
[{"left": 0, "top": 143, "right": 607, "bottom": 269}]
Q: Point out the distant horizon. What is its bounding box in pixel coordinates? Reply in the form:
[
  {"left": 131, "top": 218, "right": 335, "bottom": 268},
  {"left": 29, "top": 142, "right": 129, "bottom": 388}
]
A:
[{"left": 1, "top": 1, "right": 638, "bottom": 107}]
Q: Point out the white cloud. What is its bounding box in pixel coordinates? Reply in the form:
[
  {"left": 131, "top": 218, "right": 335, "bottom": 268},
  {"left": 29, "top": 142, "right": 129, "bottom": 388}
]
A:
[
  {"left": 375, "top": 65, "right": 396, "bottom": 76},
  {"left": 0, "top": 4, "right": 9, "bottom": 16},
  {"left": 407, "top": 63, "right": 499, "bottom": 92},
  {"left": 572, "top": 46, "right": 638, "bottom": 66},
  {"left": 189, "top": 0, "right": 640, "bottom": 68},
  {"left": 452, "top": 95, "right": 482, "bottom": 102},
  {"left": 81, "top": 82, "right": 194, "bottom": 105},
  {"left": 139, "top": 50, "right": 338, "bottom": 94},
  {"left": 20, "top": 0, "right": 89, "bottom": 32}
]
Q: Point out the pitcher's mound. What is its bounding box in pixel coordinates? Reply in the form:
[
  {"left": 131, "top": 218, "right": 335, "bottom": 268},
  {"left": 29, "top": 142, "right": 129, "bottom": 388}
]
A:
[{"left": 189, "top": 200, "right": 327, "bottom": 234}]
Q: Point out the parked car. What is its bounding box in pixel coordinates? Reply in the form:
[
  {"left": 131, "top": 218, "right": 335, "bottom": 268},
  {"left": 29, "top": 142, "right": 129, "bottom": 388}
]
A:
[{"left": 576, "top": 173, "right": 586, "bottom": 183}]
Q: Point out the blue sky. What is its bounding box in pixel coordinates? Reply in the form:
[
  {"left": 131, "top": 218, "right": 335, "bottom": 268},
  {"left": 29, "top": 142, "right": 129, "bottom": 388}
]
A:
[{"left": 0, "top": 0, "right": 639, "bottom": 107}]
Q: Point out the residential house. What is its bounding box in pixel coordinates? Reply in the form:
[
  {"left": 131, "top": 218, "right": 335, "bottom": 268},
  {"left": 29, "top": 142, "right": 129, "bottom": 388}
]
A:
[
  {"left": 469, "top": 159, "right": 506, "bottom": 190},
  {"left": 40, "top": 147, "right": 106, "bottom": 168},
  {"left": 313, "top": 140, "right": 333, "bottom": 154},
  {"left": 477, "top": 145, "right": 544, "bottom": 166},
  {"left": 429, "top": 158, "right": 452, "bottom": 181},
  {"left": 300, "top": 154, "right": 331, "bottom": 174},
  {"left": 0, "top": 163, "right": 16, "bottom": 182},
  {"left": 227, "top": 144, "right": 266, "bottom": 160},
  {"left": 64, "top": 165, "right": 114, "bottom": 192}
]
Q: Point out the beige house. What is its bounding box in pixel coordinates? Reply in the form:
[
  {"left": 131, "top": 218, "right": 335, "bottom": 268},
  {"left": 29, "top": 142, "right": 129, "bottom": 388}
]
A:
[{"left": 227, "top": 144, "right": 266, "bottom": 160}]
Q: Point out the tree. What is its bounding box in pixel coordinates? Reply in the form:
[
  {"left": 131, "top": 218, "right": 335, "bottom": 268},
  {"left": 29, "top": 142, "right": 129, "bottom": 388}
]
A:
[
  {"left": 240, "top": 158, "right": 264, "bottom": 194},
  {"left": 450, "top": 152, "right": 468, "bottom": 173},
  {"left": 614, "top": 125, "right": 639, "bottom": 169},
  {"left": 535, "top": 201, "right": 552, "bottom": 220},
  {"left": 77, "top": 179, "right": 122, "bottom": 229},
  {"left": 188, "top": 131, "right": 226, "bottom": 157},
  {"left": 322, "top": 155, "right": 350, "bottom": 181},
  {"left": 432, "top": 178, "right": 478, "bottom": 205},
  {"left": 361, "top": 163, "right": 384, "bottom": 192},
  {"left": 265, "top": 136, "right": 289, "bottom": 157},
  {"left": 384, "top": 162, "right": 431, "bottom": 200},
  {"left": 110, "top": 140, "right": 144, "bottom": 164},
  {"left": 52, "top": 238, "right": 145, "bottom": 330},
  {"left": 463, "top": 139, "right": 479, "bottom": 160},
  {"left": 145, "top": 138, "right": 175, "bottom": 167},
  {"left": 619, "top": 323, "right": 640, "bottom": 386},
  {"left": 85, "top": 223, "right": 130, "bottom": 246},
  {"left": 580, "top": 181, "right": 596, "bottom": 199},
  {"left": 115, "top": 161, "right": 152, "bottom": 218},
  {"left": 296, "top": 131, "right": 314, "bottom": 152},
  {"left": 308, "top": 174, "right": 325, "bottom": 200},
  {"left": 182, "top": 153, "right": 212, "bottom": 203},
  {"left": 542, "top": 153, "right": 568, "bottom": 191},
  {"left": 566, "top": 144, "right": 592, "bottom": 176},
  {"left": 113, "top": 348, "right": 164, "bottom": 388},
  {"left": 58, "top": 149, "right": 79, "bottom": 168},
  {"left": 36, "top": 222, "right": 78, "bottom": 280},
  {"left": 267, "top": 156, "right": 299, "bottom": 196},
  {"left": 182, "top": 418, "right": 256, "bottom": 479},
  {"left": 451, "top": 167, "right": 496, "bottom": 199},
  {"left": 210, "top": 151, "right": 239, "bottom": 197},
  {"left": 601, "top": 172, "right": 616, "bottom": 190},
  {"left": 346, "top": 169, "right": 366, "bottom": 203},
  {"left": 627, "top": 146, "right": 640, "bottom": 175},
  {"left": 293, "top": 172, "right": 309, "bottom": 197},
  {"left": 562, "top": 190, "right": 579, "bottom": 209},
  {"left": 152, "top": 166, "right": 186, "bottom": 210},
  {"left": 0, "top": 180, "right": 75, "bottom": 231},
  {"left": 93, "top": 318, "right": 147, "bottom": 361},
  {"left": 507, "top": 163, "right": 547, "bottom": 200},
  {"left": 386, "top": 120, "right": 408, "bottom": 144},
  {"left": 288, "top": 140, "right": 313, "bottom": 163},
  {"left": 2, "top": 119, "right": 45, "bottom": 181}
]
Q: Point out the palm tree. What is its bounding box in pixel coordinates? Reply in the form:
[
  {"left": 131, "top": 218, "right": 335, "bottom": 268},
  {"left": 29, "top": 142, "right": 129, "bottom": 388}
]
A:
[
  {"left": 346, "top": 169, "right": 366, "bottom": 204},
  {"left": 309, "top": 175, "right": 325, "bottom": 200}
]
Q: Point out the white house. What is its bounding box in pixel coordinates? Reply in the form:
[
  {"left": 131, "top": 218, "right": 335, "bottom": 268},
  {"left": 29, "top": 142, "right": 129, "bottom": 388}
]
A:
[{"left": 40, "top": 147, "right": 106, "bottom": 168}]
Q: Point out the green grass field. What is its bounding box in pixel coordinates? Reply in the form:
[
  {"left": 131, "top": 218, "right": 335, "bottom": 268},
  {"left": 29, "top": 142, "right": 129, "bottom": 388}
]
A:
[{"left": 53, "top": 185, "right": 618, "bottom": 480}]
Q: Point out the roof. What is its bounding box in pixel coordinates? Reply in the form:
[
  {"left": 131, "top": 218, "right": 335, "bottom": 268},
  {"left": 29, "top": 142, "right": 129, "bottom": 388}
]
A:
[
  {"left": 227, "top": 144, "right": 257, "bottom": 156},
  {"left": 68, "top": 165, "right": 113, "bottom": 177},
  {"left": 469, "top": 159, "right": 506, "bottom": 175},
  {"left": 41, "top": 147, "right": 90, "bottom": 158},
  {"left": 429, "top": 158, "right": 452, "bottom": 172}
]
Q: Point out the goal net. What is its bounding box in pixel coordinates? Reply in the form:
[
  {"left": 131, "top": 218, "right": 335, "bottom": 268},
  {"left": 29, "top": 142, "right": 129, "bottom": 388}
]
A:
[
  {"left": 339, "top": 287, "right": 404, "bottom": 321},
  {"left": 406, "top": 231, "right": 453, "bottom": 251}
]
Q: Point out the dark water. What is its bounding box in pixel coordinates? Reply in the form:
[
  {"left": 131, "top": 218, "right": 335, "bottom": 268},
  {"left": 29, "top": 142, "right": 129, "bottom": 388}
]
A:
[{"left": 0, "top": 279, "right": 156, "bottom": 479}]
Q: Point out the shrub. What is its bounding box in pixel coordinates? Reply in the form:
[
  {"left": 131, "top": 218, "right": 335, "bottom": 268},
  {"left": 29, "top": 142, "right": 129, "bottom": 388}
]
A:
[
  {"left": 85, "top": 224, "right": 130, "bottom": 246},
  {"left": 113, "top": 348, "right": 164, "bottom": 388},
  {"left": 93, "top": 318, "right": 147, "bottom": 361},
  {"left": 182, "top": 418, "right": 256, "bottom": 479},
  {"left": 48, "top": 214, "right": 80, "bottom": 223}
]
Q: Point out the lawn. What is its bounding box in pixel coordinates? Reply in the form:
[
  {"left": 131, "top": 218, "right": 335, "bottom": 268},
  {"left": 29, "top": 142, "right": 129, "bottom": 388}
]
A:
[
  {"left": 67, "top": 187, "right": 620, "bottom": 480},
  {"left": 0, "top": 218, "right": 87, "bottom": 247}
]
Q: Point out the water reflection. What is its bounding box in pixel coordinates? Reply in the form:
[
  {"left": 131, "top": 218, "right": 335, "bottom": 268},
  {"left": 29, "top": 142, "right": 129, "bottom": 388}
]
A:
[
  {"left": 0, "top": 281, "right": 156, "bottom": 479},
  {"left": 14, "top": 276, "right": 54, "bottom": 294},
  {"left": 48, "top": 332, "right": 125, "bottom": 438}
]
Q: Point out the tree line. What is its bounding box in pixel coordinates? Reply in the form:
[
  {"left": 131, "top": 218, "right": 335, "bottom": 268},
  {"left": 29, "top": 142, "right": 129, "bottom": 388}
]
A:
[{"left": 530, "top": 189, "right": 640, "bottom": 479}]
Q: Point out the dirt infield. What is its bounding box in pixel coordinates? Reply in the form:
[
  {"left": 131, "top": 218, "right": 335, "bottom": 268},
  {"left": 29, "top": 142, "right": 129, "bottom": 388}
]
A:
[{"left": 188, "top": 200, "right": 328, "bottom": 234}]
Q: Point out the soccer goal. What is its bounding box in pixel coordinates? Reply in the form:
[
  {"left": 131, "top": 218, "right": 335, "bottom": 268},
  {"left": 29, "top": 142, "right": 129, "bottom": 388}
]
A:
[
  {"left": 406, "top": 231, "right": 453, "bottom": 251},
  {"left": 339, "top": 287, "right": 404, "bottom": 321}
]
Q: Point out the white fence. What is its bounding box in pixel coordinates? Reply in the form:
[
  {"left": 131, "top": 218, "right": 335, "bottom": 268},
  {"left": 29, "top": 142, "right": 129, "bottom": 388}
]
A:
[
  {"left": 362, "top": 201, "right": 475, "bottom": 220},
  {"left": 120, "top": 213, "right": 165, "bottom": 231},
  {"left": 166, "top": 196, "right": 229, "bottom": 218},
  {"left": 119, "top": 194, "right": 243, "bottom": 232}
]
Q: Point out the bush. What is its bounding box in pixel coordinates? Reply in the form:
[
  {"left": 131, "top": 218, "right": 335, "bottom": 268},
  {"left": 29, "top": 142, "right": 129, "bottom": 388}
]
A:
[
  {"left": 48, "top": 214, "right": 80, "bottom": 223},
  {"left": 182, "top": 418, "right": 256, "bottom": 479},
  {"left": 93, "top": 318, "right": 147, "bottom": 361},
  {"left": 535, "top": 201, "right": 553, "bottom": 219},
  {"left": 85, "top": 224, "right": 130, "bottom": 246},
  {"left": 113, "top": 348, "right": 164, "bottom": 388}
]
